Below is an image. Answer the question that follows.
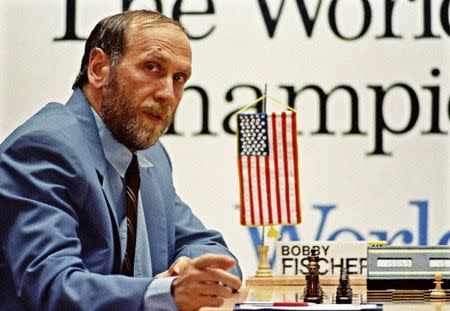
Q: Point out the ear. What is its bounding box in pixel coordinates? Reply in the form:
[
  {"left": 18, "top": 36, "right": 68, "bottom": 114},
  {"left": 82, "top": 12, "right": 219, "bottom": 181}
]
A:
[{"left": 86, "top": 47, "right": 111, "bottom": 89}]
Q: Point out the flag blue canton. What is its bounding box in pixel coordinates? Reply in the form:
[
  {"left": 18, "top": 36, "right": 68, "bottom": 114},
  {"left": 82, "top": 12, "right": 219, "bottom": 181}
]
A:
[{"left": 238, "top": 113, "right": 269, "bottom": 156}]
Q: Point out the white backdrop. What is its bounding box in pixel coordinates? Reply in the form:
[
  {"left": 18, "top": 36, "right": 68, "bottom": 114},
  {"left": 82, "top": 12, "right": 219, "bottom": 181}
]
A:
[{"left": 1, "top": 0, "right": 449, "bottom": 277}]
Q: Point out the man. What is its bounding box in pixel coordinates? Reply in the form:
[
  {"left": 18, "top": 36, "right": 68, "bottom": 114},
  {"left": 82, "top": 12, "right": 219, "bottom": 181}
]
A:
[{"left": 0, "top": 10, "right": 241, "bottom": 311}]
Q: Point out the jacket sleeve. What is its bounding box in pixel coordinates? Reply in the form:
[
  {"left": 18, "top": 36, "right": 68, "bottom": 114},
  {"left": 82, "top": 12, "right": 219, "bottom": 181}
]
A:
[
  {"left": 157, "top": 143, "right": 242, "bottom": 279},
  {"left": 0, "top": 132, "right": 152, "bottom": 311},
  {"left": 172, "top": 193, "right": 242, "bottom": 279}
]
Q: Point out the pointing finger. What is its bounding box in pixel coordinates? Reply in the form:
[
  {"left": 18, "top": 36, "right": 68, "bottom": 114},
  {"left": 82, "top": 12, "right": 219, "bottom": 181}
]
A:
[
  {"left": 192, "top": 254, "right": 237, "bottom": 271},
  {"left": 200, "top": 268, "right": 242, "bottom": 290}
]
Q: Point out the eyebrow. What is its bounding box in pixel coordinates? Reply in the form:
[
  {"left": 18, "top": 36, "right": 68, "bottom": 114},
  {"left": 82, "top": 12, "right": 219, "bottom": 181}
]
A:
[
  {"left": 146, "top": 50, "right": 168, "bottom": 62},
  {"left": 146, "top": 50, "right": 192, "bottom": 77}
]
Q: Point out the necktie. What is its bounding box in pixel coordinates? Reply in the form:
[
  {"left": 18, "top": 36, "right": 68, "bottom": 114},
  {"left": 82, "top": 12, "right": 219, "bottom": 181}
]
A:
[{"left": 121, "top": 154, "right": 140, "bottom": 276}]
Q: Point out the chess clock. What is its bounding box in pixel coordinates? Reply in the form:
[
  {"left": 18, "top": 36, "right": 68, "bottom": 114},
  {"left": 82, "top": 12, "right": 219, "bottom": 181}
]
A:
[{"left": 367, "top": 245, "right": 450, "bottom": 290}]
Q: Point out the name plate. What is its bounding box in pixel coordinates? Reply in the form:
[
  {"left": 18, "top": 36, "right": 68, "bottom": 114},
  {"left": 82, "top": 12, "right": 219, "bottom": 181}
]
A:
[
  {"left": 367, "top": 245, "right": 450, "bottom": 289},
  {"left": 274, "top": 241, "right": 367, "bottom": 276}
]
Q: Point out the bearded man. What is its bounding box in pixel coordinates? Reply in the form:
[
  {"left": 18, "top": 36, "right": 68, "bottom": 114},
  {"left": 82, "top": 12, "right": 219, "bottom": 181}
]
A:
[{"left": 0, "top": 10, "right": 241, "bottom": 311}]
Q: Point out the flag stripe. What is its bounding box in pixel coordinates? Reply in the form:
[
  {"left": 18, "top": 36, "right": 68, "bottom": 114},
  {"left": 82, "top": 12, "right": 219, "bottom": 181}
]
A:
[
  {"left": 291, "top": 112, "right": 301, "bottom": 223},
  {"left": 241, "top": 155, "right": 250, "bottom": 225},
  {"left": 256, "top": 156, "right": 264, "bottom": 224},
  {"left": 258, "top": 155, "right": 268, "bottom": 224},
  {"left": 287, "top": 114, "right": 296, "bottom": 222},
  {"left": 264, "top": 156, "right": 273, "bottom": 224},
  {"left": 286, "top": 114, "right": 297, "bottom": 223},
  {"left": 238, "top": 156, "right": 246, "bottom": 225},
  {"left": 268, "top": 122, "right": 279, "bottom": 224},
  {"left": 281, "top": 112, "right": 291, "bottom": 223},
  {"left": 247, "top": 156, "right": 255, "bottom": 225},
  {"left": 275, "top": 114, "right": 288, "bottom": 223},
  {"left": 271, "top": 113, "right": 282, "bottom": 224},
  {"left": 250, "top": 157, "right": 259, "bottom": 225}
]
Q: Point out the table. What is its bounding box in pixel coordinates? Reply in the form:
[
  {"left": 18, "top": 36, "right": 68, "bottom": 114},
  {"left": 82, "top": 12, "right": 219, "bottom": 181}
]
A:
[{"left": 201, "top": 285, "right": 450, "bottom": 311}]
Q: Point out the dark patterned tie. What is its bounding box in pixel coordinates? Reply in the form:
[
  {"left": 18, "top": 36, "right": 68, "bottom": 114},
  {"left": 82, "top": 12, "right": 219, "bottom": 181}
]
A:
[{"left": 121, "top": 154, "right": 140, "bottom": 276}]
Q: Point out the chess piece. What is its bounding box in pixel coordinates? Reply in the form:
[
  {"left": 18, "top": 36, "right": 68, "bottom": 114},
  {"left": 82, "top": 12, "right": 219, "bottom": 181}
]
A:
[
  {"left": 303, "top": 249, "right": 323, "bottom": 303},
  {"left": 336, "top": 268, "right": 353, "bottom": 304},
  {"left": 430, "top": 273, "right": 446, "bottom": 300}
]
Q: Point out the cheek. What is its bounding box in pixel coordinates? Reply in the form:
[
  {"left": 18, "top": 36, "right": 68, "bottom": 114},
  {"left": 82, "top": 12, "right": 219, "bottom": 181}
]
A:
[
  {"left": 177, "top": 85, "right": 185, "bottom": 97},
  {"left": 170, "top": 100, "right": 180, "bottom": 114},
  {"left": 173, "top": 88, "right": 185, "bottom": 105}
]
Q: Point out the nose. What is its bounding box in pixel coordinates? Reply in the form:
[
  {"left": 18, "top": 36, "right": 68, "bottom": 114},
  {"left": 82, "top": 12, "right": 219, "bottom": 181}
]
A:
[{"left": 153, "top": 76, "right": 176, "bottom": 104}]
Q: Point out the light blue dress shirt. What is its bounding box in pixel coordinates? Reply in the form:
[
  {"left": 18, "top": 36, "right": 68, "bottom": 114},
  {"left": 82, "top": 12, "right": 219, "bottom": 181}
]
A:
[{"left": 92, "top": 108, "right": 178, "bottom": 310}]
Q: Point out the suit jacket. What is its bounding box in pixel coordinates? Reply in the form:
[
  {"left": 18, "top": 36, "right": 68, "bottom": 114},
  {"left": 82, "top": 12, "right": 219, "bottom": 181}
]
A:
[{"left": 0, "top": 89, "right": 240, "bottom": 310}]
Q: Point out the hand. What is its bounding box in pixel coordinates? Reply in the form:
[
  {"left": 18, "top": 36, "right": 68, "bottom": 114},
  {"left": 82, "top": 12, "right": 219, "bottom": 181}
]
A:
[
  {"left": 155, "top": 256, "right": 192, "bottom": 278},
  {"left": 171, "top": 254, "right": 242, "bottom": 311}
]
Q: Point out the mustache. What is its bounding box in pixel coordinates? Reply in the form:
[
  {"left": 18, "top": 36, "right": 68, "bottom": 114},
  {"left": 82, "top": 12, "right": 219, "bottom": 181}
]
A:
[{"left": 141, "top": 101, "right": 173, "bottom": 123}]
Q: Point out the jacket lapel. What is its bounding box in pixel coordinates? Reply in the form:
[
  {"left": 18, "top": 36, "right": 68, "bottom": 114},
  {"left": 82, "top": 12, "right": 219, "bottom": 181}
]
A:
[
  {"left": 140, "top": 164, "right": 169, "bottom": 274},
  {"left": 65, "top": 89, "right": 121, "bottom": 233}
]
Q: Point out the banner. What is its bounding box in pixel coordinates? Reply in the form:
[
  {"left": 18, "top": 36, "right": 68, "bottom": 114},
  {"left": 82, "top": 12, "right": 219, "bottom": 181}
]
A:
[{"left": 1, "top": 0, "right": 449, "bottom": 276}]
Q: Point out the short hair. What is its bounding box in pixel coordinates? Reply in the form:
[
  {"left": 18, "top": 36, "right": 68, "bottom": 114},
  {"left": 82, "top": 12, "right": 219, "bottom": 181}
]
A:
[{"left": 72, "top": 10, "right": 186, "bottom": 90}]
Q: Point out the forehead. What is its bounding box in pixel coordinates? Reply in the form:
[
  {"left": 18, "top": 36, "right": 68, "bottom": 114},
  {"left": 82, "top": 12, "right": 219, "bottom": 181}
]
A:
[{"left": 124, "top": 24, "right": 192, "bottom": 64}]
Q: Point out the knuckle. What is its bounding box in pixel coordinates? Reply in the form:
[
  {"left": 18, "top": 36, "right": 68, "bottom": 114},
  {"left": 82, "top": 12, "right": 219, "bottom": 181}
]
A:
[
  {"left": 210, "top": 297, "right": 224, "bottom": 307},
  {"left": 221, "top": 286, "right": 233, "bottom": 298}
]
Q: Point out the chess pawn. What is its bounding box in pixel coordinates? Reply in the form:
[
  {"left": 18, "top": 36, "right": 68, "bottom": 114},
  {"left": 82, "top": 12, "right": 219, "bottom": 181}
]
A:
[
  {"left": 430, "top": 273, "right": 446, "bottom": 301},
  {"left": 336, "top": 268, "right": 353, "bottom": 304},
  {"left": 303, "top": 250, "right": 323, "bottom": 303}
]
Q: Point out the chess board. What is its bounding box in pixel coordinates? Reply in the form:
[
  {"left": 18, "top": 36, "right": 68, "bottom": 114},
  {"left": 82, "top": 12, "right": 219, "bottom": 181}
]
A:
[
  {"left": 245, "top": 276, "right": 450, "bottom": 303},
  {"left": 367, "top": 289, "right": 450, "bottom": 302}
]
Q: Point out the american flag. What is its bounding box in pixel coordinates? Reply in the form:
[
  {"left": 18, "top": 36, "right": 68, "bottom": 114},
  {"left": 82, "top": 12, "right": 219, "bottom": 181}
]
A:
[{"left": 237, "top": 111, "right": 301, "bottom": 226}]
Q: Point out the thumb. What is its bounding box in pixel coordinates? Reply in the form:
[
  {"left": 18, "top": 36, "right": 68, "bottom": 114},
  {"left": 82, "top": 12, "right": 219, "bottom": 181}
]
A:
[
  {"left": 155, "top": 270, "right": 171, "bottom": 278},
  {"left": 169, "top": 256, "right": 192, "bottom": 275}
]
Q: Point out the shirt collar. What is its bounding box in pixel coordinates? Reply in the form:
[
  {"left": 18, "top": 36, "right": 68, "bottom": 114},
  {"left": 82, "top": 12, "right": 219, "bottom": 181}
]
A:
[{"left": 91, "top": 107, "right": 153, "bottom": 178}]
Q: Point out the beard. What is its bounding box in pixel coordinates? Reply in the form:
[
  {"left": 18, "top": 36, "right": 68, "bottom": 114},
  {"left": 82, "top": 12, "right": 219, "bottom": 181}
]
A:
[{"left": 99, "top": 70, "right": 175, "bottom": 151}]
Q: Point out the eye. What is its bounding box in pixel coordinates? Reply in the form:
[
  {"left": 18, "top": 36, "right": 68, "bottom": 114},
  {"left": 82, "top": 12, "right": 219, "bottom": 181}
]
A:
[
  {"left": 146, "top": 63, "right": 160, "bottom": 72},
  {"left": 173, "top": 73, "right": 187, "bottom": 84}
]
